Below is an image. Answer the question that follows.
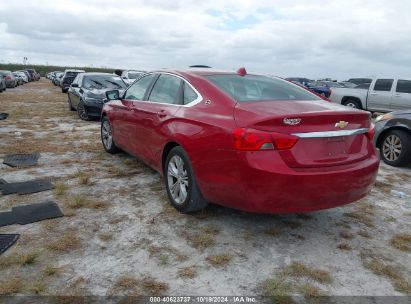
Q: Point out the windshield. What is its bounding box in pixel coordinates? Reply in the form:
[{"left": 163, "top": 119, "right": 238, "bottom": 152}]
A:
[
  {"left": 206, "top": 75, "right": 320, "bottom": 102},
  {"left": 83, "top": 75, "right": 126, "bottom": 89}
]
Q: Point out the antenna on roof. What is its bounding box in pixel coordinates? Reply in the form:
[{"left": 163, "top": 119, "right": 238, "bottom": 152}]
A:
[{"left": 237, "top": 67, "right": 247, "bottom": 76}]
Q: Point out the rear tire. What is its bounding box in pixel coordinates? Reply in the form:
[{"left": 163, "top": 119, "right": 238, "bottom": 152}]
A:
[
  {"left": 101, "top": 116, "right": 119, "bottom": 154},
  {"left": 164, "top": 146, "right": 208, "bottom": 213},
  {"left": 343, "top": 99, "right": 361, "bottom": 109},
  {"left": 379, "top": 129, "right": 411, "bottom": 167}
]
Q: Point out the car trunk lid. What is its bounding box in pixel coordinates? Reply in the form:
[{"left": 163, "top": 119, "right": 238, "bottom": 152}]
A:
[{"left": 234, "top": 100, "right": 372, "bottom": 168}]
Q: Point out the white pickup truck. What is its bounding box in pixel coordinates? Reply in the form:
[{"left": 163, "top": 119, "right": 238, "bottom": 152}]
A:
[{"left": 329, "top": 78, "right": 411, "bottom": 112}]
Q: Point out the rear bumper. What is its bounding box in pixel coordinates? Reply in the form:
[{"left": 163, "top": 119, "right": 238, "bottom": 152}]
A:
[{"left": 198, "top": 149, "right": 379, "bottom": 213}]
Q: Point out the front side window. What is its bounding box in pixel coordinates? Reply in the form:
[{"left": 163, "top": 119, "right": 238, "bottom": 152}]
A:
[
  {"left": 207, "top": 75, "right": 321, "bottom": 102},
  {"left": 373, "top": 79, "right": 393, "bottom": 91},
  {"left": 148, "top": 74, "right": 182, "bottom": 104},
  {"left": 125, "top": 73, "right": 157, "bottom": 100},
  {"left": 396, "top": 80, "right": 411, "bottom": 94}
]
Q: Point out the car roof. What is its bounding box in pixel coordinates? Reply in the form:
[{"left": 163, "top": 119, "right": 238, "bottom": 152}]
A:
[
  {"left": 81, "top": 72, "right": 118, "bottom": 77},
  {"left": 151, "top": 68, "right": 262, "bottom": 78}
]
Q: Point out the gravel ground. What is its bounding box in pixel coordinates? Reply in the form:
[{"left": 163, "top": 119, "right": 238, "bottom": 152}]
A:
[{"left": 0, "top": 79, "right": 410, "bottom": 299}]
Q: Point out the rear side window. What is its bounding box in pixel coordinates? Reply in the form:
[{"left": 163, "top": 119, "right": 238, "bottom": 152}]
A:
[
  {"left": 183, "top": 82, "right": 199, "bottom": 104},
  {"left": 148, "top": 74, "right": 182, "bottom": 104},
  {"left": 396, "top": 80, "right": 411, "bottom": 94},
  {"left": 125, "top": 74, "right": 157, "bottom": 100},
  {"left": 373, "top": 79, "right": 393, "bottom": 91},
  {"left": 206, "top": 75, "right": 320, "bottom": 102}
]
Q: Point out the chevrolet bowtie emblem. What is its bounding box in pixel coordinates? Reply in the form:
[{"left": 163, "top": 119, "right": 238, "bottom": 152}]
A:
[{"left": 335, "top": 121, "right": 349, "bottom": 129}]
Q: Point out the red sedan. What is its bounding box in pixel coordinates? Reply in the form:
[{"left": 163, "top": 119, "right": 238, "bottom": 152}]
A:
[{"left": 100, "top": 68, "right": 379, "bottom": 213}]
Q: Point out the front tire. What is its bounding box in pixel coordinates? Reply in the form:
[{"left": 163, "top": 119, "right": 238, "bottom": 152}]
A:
[
  {"left": 77, "top": 101, "right": 90, "bottom": 121},
  {"left": 380, "top": 129, "right": 411, "bottom": 167},
  {"left": 101, "top": 116, "right": 119, "bottom": 154},
  {"left": 165, "top": 146, "right": 208, "bottom": 213},
  {"left": 343, "top": 99, "right": 361, "bottom": 109}
]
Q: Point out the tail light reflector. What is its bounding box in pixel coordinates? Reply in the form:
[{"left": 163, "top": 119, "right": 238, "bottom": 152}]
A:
[{"left": 233, "top": 128, "right": 299, "bottom": 151}]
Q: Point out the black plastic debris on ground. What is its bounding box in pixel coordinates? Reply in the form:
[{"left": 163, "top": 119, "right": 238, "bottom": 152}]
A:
[
  {"left": 0, "top": 201, "right": 63, "bottom": 227},
  {"left": 0, "top": 113, "right": 9, "bottom": 120},
  {"left": 3, "top": 153, "right": 40, "bottom": 168},
  {"left": 0, "top": 234, "right": 20, "bottom": 255},
  {"left": 0, "top": 179, "right": 54, "bottom": 195}
]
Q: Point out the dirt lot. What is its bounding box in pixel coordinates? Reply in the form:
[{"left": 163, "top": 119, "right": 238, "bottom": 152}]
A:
[{"left": 0, "top": 79, "right": 410, "bottom": 299}]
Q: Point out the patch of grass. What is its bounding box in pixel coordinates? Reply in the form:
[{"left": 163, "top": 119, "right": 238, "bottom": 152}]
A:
[
  {"left": 374, "top": 180, "right": 392, "bottom": 193},
  {"left": 42, "top": 265, "right": 60, "bottom": 276},
  {"left": 206, "top": 253, "right": 233, "bottom": 268},
  {"left": 141, "top": 277, "right": 169, "bottom": 294},
  {"left": 29, "top": 281, "right": 46, "bottom": 294},
  {"left": 158, "top": 255, "right": 169, "bottom": 266},
  {"left": 283, "top": 262, "right": 332, "bottom": 284},
  {"left": 178, "top": 267, "right": 197, "bottom": 279},
  {"left": 202, "top": 224, "right": 221, "bottom": 235},
  {"left": 188, "top": 234, "right": 215, "bottom": 250},
  {"left": 361, "top": 253, "right": 411, "bottom": 294},
  {"left": 357, "top": 230, "right": 371, "bottom": 238},
  {"left": 47, "top": 232, "right": 80, "bottom": 252},
  {"left": 337, "top": 243, "right": 352, "bottom": 251},
  {"left": 343, "top": 211, "right": 374, "bottom": 228},
  {"left": 68, "top": 194, "right": 87, "bottom": 209},
  {"left": 0, "top": 277, "right": 24, "bottom": 295},
  {"left": 75, "top": 170, "right": 91, "bottom": 185},
  {"left": 390, "top": 233, "right": 411, "bottom": 252},
  {"left": 54, "top": 181, "right": 67, "bottom": 195},
  {"left": 99, "top": 233, "right": 113, "bottom": 242},
  {"left": 63, "top": 208, "right": 76, "bottom": 217},
  {"left": 385, "top": 216, "right": 397, "bottom": 223},
  {"left": 114, "top": 276, "right": 139, "bottom": 291},
  {"left": 296, "top": 283, "right": 326, "bottom": 297},
  {"left": 0, "top": 252, "right": 39, "bottom": 268},
  {"left": 264, "top": 228, "right": 281, "bottom": 236},
  {"left": 87, "top": 200, "right": 109, "bottom": 210},
  {"left": 263, "top": 277, "right": 294, "bottom": 304},
  {"left": 339, "top": 231, "right": 353, "bottom": 239}
]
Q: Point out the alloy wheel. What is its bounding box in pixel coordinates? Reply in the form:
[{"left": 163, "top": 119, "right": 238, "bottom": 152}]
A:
[
  {"left": 345, "top": 102, "right": 358, "bottom": 108},
  {"left": 382, "top": 134, "right": 402, "bottom": 162},
  {"left": 101, "top": 120, "right": 113, "bottom": 149},
  {"left": 167, "top": 155, "right": 189, "bottom": 205},
  {"left": 77, "top": 103, "right": 88, "bottom": 120}
]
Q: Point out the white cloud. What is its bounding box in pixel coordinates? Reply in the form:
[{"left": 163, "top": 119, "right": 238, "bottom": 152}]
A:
[{"left": 0, "top": 0, "right": 410, "bottom": 79}]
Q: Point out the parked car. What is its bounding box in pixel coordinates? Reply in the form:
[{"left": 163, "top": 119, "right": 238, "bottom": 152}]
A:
[
  {"left": 100, "top": 68, "right": 379, "bottom": 214},
  {"left": 0, "top": 74, "right": 6, "bottom": 92},
  {"left": 68, "top": 72, "right": 126, "bottom": 120},
  {"left": 120, "top": 70, "right": 146, "bottom": 86},
  {"left": 305, "top": 82, "right": 334, "bottom": 97},
  {"left": 26, "top": 69, "right": 40, "bottom": 81},
  {"left": 18, "top": 70, "right": 32, "bottom": 82},
  {"left": 346, "top": 78, "right": 373, "bottom": 85},
  {"left": 12, "top": 72, "right": 24, "bottom": 85},
  {"left": 61, "top": 69, "right": 85, "bottom": 93},
  {"left": 374, "top": 110, "right": 411, "bottom": 166},
  {"left": 52, "top": 72, "right": 64, "bottom": 86},
  {"left": 0, "top": 70, "right": 17, "bottom": 88},
  {"left": 330, "top": 78, "right": 411, "bottom": 112},
  {"left": 14, "top": 71, "right": 28, "bottom": 83}
]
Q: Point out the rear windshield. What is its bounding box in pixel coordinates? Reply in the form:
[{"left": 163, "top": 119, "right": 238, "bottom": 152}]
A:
[
  {"left": 206, "top": 75, "right": 320, "bottom": 102},
  {"left": 66, "top": 72, "right": 80, "bottom": 77},
  {"left": 83, "top": 75, "right": 126, "bottom": 89}
]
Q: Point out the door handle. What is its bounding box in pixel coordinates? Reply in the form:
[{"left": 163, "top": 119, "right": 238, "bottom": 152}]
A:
[
  {"left": 157, "top": 110, "right": 167, "bottom": 118},
  {"left": 393, "top": 93, "right": 401, "bottom": 97},
  {"left": 370, "top": 92, "right": 378, "bottom": 95}
]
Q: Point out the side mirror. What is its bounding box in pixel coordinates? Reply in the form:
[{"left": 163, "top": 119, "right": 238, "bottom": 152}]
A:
[
  {"left": 71, "top": 83, "right": 79, "bottom": 88},
  {"left": 106, "top": 90, "right": 120, "bottom": 101}
]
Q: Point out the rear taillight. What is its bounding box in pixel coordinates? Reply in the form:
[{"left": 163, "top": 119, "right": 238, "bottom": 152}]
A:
[
  {"left": 367, "top": 123, "right": 375, "bottom": 140},
  {"left": 5, "top": 76, "right": 11, "bottom": 80},
  {"left": 233, "top": 128, "right": 299, "bottom": 151}
]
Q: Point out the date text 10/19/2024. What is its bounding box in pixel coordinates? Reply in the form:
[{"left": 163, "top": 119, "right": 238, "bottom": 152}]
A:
[{"left": 149, "top": 297, "right": 257, "bottom": 303}]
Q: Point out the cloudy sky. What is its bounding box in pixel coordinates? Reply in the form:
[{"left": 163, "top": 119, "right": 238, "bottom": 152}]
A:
[{"left": 0, "top": 0, "right": 409, "bottom": 79}]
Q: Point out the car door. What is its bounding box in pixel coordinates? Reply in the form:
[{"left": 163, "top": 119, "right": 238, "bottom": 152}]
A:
[
  {"left": 391, "top": 79, "right": 411, "bottom": 110},
  {"left": 129, "top": 73, "right": 183, "bottom": 167},
  {"left": 68, "top": 75, "right": 83, "bottom": 108},
  {"left": 367, "top": 79, "right": 393, "bottom": 111},
  {"left": 112, "top": 73, "right": 158, "bottom": 152}
]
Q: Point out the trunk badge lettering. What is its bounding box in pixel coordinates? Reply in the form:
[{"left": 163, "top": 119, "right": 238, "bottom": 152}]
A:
[
  {"left": 335, "top": 121, "right": 349, "bottom": 129},
  {"left": 283, "top": 118, "right": 301, "bottom": 125}
]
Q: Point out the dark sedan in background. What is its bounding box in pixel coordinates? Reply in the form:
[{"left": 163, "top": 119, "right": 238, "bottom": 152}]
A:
[
  {"left": 374, "top": 110, "right": 411, "bottom": 166},
  {"left": 68, "top": 72, "right": 126, "bottom": 120}
]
